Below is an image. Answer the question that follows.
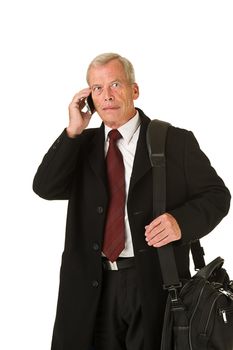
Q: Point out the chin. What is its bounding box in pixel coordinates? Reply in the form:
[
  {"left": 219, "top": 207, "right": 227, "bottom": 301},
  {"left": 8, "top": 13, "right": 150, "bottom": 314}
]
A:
[{"left": 99, "top": 111, "right": 121, "bottom": 124}]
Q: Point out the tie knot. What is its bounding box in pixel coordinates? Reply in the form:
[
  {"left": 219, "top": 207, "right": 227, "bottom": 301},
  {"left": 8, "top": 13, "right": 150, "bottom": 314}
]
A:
[{"left": 108, "top": 129, "right": 122, "bottom": 142}]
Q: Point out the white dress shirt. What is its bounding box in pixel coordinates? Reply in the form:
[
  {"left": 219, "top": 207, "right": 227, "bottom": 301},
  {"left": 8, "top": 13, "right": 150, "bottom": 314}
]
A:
[{"left": 104, "top": 111, "right": 141, "bottom": 257}]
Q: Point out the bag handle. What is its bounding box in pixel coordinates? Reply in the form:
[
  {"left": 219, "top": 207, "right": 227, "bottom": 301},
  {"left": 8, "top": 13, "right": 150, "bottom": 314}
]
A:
[
  {"left": 146, "top": 119, "right": 205, "bottom": 290},
  {"left": 195, "top": 256, "right": 224, "bottom": 279}
]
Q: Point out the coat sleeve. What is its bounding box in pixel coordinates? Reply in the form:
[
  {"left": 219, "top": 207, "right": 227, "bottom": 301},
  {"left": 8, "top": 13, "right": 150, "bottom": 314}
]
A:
[
  {"left": 32, "top": 129, "right": 83, "bottom": 200},
  {"left": 168, "top": 130, "right": 231, "bottom": 244}
]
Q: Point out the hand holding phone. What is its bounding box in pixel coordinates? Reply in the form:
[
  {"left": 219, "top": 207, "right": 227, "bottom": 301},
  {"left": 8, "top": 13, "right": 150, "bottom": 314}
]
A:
[{"left": 67, "top": 89, "right": 94, "bottom": 137}]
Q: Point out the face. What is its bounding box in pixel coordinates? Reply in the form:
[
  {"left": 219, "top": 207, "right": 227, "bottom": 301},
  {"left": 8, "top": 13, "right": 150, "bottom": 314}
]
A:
[{"left": 88, "top": 59, "right": 139, "bottom": 128}]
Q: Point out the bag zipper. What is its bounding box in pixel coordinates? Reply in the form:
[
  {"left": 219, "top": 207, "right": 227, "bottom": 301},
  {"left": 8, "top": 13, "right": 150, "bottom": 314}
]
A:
[
  {"left": 218, "top": 286, "right": 233, "bottom": 324},
  {"left": 219, "top": 307, "right": 233, "bottom": 324},
  {"left": 219, "top": 287, "right": 233, "bottom": 301},
  {"left": 203, "top": 293, "right": 222, "bottom": 334}
]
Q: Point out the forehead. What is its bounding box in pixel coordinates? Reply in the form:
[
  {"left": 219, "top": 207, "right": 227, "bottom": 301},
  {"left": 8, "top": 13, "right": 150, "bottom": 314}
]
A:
[{"left": 88, "top": 59, "right": 127, "bottom": 85}]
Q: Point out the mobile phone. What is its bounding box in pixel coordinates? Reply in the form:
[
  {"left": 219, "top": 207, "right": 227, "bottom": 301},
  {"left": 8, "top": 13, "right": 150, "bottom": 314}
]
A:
[{"left": 85, "top": 94, "right": 95, "bottom": 115}]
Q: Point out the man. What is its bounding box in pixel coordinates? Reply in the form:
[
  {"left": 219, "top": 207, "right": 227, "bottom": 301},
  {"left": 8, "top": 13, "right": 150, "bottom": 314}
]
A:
[{"left": 33, "top": 53, "right": 231, "bottom": 350}]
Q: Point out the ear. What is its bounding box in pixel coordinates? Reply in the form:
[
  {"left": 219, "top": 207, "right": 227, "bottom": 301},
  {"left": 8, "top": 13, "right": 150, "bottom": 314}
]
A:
[{"left": 132, "top": 83, "right": 139, "bottom": 100}]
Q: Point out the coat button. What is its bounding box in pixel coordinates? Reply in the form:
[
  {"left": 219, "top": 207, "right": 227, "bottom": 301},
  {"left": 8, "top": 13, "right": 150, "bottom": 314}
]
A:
[
  {"left": 92, "top": 280, "right": 99, "bottom": 288},
  {"left": 133, "top": 211, "right": 143, "bottom": 215},
  {"left": 96, "top": 206, "right": 104, "bottom": 214},
  {"left": 93, "top": 243, "right": 99, "bottom": 251}
]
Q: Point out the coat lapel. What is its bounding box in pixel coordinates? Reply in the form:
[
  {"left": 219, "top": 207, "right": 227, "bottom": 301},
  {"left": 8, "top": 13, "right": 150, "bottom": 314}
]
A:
[
  {"left": 129, "top": 111, "right": 152, "bottom": 193},
  {"left": 87, "top": 123, "right": 108, "bottom": 192}
]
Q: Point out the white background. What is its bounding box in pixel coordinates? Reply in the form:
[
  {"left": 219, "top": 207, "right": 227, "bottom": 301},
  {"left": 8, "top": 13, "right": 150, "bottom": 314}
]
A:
[{"left": 0, "top": 1, "right": 232, "bottom": 349}]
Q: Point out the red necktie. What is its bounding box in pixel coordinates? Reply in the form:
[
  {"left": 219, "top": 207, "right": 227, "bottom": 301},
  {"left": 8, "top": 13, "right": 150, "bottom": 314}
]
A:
[{"left": 102, "top": 129, "right": 125, "bottom": 262}]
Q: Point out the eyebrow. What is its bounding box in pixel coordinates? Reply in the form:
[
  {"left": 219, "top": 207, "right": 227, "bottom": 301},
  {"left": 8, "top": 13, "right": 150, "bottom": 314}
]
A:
[
  {"left": 91, "top": 84, "right": 102, "bottom": 88},
  {"left": 91, "top": 79, "right": 122, "bottom": 88}
]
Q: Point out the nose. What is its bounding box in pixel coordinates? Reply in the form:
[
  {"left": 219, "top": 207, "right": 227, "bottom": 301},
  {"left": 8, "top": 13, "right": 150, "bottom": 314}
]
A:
[
  {"left": 104, "top": 96, "right": 113, "bottom": 101},
  {"left": 104, "top": 86, "right": 114, "bottom": 102}
]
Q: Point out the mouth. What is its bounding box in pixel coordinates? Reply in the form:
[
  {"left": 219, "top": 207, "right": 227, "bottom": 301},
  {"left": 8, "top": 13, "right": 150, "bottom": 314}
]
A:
[{"left": 102, "top": 106, "right": 120, "bottom": 111}]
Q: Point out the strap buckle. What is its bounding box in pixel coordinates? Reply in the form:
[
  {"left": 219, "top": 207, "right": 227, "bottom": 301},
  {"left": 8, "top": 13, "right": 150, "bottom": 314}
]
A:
[
  {"left": 150, "top": 153, "right": 165, "bottom": 168},
  {"left": 164, "top": 284, "right": 182, "bottom": 302}
]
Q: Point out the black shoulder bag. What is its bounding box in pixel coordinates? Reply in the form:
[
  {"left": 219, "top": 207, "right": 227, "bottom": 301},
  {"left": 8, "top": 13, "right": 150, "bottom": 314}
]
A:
[{"left": 146, "top": 119, "right": 233, "bottom": 350}]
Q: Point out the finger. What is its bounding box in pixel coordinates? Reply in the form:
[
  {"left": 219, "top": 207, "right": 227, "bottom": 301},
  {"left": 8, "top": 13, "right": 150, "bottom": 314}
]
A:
[
  {"left": 146, "top": 228, "right": 166, "bottom": 245},
  {"left": 152, "top": 235, "right": 171, "bottom": 248},
  {"left": 145, "top": 226, "right": 164, "bottom": 241},
  {"left": 145, "top": 217, "right": 161, "bottom": 235},
  {"left": 71, "top": 88, "right": 92, "bottom": 104}
]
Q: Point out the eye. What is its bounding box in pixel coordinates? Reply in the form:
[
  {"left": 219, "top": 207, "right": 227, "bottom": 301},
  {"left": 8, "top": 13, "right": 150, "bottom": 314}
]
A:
[
  {"left": 92, "top": 86, "right": 103, "bottom": 95},
  {"left": 111, "top": 82, "right": 120, "bottom": 89}
]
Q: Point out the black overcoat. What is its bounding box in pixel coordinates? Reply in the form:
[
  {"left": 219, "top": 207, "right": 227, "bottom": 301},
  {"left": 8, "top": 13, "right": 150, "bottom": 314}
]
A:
[{"left": 33, "top": 109, "right": 231, "bottom": 350}]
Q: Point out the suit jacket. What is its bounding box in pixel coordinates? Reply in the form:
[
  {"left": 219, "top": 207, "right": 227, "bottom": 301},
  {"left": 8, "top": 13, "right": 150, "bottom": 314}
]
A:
[{"left": 33, "top": 109, "right": 231, "bottom": 350}]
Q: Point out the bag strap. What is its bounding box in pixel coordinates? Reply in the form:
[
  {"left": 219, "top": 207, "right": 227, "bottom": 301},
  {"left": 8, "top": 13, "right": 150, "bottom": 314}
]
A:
[
  {"left": 147, "top": 119, "right": 181, "bottom": 289},
  {"left": 146, "top": 119, "right": 205, "bottom": 290},
  {"left": 191, "top": 240, "right": 205, "bottom": 270}
]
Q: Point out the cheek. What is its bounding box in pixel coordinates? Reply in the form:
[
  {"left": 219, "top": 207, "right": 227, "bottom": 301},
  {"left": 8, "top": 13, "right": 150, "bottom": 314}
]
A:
[
  {"left": 93, "top": 97, "right": 103, "bottom": 108},
  {"left": 117, "top": 91, "right": 130, "bottom": 102},
  {"left": 124, "top": 92, "right": 135, "bottom": 105}
]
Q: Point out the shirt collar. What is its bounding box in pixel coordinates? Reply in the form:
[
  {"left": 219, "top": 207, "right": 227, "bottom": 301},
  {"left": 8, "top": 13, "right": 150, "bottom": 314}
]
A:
[{"left": 104, "top": 111, "right": 141, "bottom": 144}]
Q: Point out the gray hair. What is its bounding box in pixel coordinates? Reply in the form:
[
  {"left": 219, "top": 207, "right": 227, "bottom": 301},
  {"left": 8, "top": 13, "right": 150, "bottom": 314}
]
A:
[{"left": 86, "top": 53, "right": 136, "bottom": 85}]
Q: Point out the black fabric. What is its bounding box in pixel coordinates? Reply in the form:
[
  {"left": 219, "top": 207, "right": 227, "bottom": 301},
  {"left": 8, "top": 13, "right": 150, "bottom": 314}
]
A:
[
  {"left": 147, "top": 119, "right": 181, "bottom": 288},
  {"left": 190, "top": 240, "right": 205, "bottom": 270},
  {"left": 93, "top": 268, "right": 144, "bottom": 350},
  {"left": 147, "top": 119, "right": 204, "bottom": 287},
  {"left": 160, "top": 257, "right": 233, "bottom": 350},
  {"left": 33, "top": 110, "right": 231, "bottom": 350},
  {"left": 147, "top": 119, "right": 233, "bottom": 349}
]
